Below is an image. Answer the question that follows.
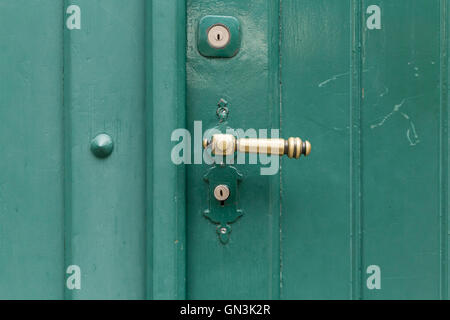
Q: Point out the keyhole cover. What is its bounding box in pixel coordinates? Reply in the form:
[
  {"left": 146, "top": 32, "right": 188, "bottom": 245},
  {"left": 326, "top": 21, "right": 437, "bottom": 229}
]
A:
[
  {"left": 214, "top": 184, "right": 230, "bottom": 201},
  {"left": 207, "top": 25, "right": 230, "bottom": 49}
]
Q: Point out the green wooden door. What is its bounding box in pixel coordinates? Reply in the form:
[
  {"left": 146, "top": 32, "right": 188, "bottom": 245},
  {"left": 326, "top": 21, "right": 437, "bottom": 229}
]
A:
[
  {"left": 186, "top": 0, "right": 448, "bottom": 300},
  {"left": 0, "top": 0, "right": 448, "bottom": 300}
]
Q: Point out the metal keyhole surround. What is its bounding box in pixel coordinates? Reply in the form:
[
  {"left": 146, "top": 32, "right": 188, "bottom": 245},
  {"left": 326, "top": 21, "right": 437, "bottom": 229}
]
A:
[
  {"left": 207, "top": 24, "right": 230, "bottom": 49},
  {"left": 214, "top": 184, "right": 230, "bottom": 201}
]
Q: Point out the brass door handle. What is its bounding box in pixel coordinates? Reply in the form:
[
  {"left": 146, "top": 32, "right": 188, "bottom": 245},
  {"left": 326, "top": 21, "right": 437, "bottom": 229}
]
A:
[{"left": 203, "top": 134, "right": 311, "bottom": 159}]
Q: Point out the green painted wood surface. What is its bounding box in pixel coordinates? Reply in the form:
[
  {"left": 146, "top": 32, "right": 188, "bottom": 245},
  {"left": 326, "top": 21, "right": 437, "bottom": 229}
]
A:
[
  {"left": 0, "top": 0, "right": 186, "bottom": 299},
  {"left": 186, "top": 0, "right": 281, "bottom": 299},
  {"left": 185, "top": 0, "right": 449, "bottom": 299},
  {"left": 281, "top": 0, "right": 354, "bottom": 299},
  {"left": 360, "top": 0, "right": 446, "bottom": 300},
  {"left": 150, "top": 0, "right": 187, "bottom": 300},
  {"left": 281, "top": 0, "right": 448, "bottom": 299},
  {"left": 0, "top": 0, "right": 449, "bottom": 300},
  {"left": 0, "top": 0, "right": 65, "bottom": 299},
  {"left": 63, "top": 0, "right": 147, "bottom": 299}
]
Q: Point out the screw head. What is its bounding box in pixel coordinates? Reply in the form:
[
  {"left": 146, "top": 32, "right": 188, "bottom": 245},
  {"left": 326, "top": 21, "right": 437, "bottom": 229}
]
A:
[
  {"left": 220, "top": 227, "right": 227, "bottom": 234},
  {"left": 90, "top": 133, "right": 114, "bottom": 159},
  {"left": 216, "top": 99, "right": 229, "bottom": 122}
]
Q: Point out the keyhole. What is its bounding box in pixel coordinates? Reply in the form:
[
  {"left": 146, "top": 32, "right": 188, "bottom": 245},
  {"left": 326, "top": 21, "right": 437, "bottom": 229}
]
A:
[
  {"left": 219, "top": 190, "right": 224, "bottom": 206},
  {"left": 207, "top": 25, "right": 230, "bottom": 49},
  {"left": 214, "top": 184, "right": 230, "bottom": 203},
  {"left": 220, "top": 189, "right": 225, "bottom": 206}
]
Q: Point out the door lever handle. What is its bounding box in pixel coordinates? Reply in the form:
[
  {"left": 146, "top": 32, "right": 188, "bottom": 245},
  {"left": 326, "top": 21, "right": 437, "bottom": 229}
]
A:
[{"left": 203, "top": 134, "right": 311, "bottom": 159}]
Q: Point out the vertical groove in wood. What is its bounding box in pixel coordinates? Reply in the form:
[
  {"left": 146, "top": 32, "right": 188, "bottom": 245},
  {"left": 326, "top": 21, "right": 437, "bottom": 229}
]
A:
[
  {"left": 267, "top": 0, "right": 281, "bottom": 300},
  {"left": 63, "top": 0, "right": 73, "bottom": 301},
  {"left": 144, "top": 0, "right": 153, "bottom": 300},
  {"left": 144, "top": 0, "right": 153, "bottom": 301},
  {"left": 350, "top": 0, "right": 363, "bottom": 300},
  {"left": 440, "top": 0, "right": 449, "bottom": 300},
  {"left": 151, "top": 0, "right": 187, "bottom": 300},
  {"left": 278, "top": 0, "right": 283, "bottom": 300}
]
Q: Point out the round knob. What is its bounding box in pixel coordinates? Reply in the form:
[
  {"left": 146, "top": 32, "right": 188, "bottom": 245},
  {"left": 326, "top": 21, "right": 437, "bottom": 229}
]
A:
[
  {"left": 286, "top": 138, "right": 311, "bottom": 159},
  {"left": 90, "top": 133, "right": 114, "bottom": 159}
]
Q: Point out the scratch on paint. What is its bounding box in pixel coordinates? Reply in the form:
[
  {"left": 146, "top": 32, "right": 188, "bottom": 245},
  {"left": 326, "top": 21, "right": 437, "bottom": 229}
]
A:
[
  {"left": 406, "top": 122, "right": 420, "bottom": 146},
  {"left": 380, "top": 86, "right": 389, "bottom": 97},
  {"left": 318, "top": 68, "right": 373, "bottom": 88},
  {"left": 318, "top": 72, "right": 350, "bottom": 87},
  {"left": 370, "top": 99, "right": 406, "bottom": 129},
  {"left": 370, "top": 97, "right": 422, "bottom": 146},
  {"left": 332, "top": 126, "right": 351, "bottom": 131}
]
